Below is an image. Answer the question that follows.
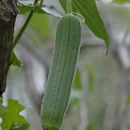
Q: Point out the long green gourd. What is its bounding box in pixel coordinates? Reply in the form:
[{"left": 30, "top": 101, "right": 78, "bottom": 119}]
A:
[{"left": 41, "top": 14, "right": 82, "bottom": 130}]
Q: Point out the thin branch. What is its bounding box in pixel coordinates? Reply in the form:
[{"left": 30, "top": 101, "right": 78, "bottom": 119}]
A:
[{"left": 12, "top": 0, "right": 40, "bottom": 48}]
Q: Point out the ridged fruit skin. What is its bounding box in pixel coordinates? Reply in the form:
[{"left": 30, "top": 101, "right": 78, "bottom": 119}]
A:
[{"left": 41, "top": 14, "right": 82, "bottom": 129}]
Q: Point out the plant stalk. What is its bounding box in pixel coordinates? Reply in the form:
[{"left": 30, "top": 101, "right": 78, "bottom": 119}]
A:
[{"left": 12, "top": 0, "right": 42, "bottom": 48}]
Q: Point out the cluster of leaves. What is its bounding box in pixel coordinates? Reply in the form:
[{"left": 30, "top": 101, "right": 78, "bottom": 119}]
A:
[
  {"left": 10, "top": 1, "right": 130, "bottom": 65},
  {"left": 0, "top": 98, "right": 30, "bottom": 130},
  {"left": 11, "top": 0, "right": 110, "bottom": 67}
]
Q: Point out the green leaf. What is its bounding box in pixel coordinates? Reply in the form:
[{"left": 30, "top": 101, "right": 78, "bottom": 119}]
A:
[
  {"left": 11, "top": 123, "right": 30, "bottom": 130},
  {"left": 0, "top": 98, "right": 7, "bottom": 114},
  {"left": 0, "top": 99, "right": 30, "bottom": 130},
  {"left": 18, "top": 0, "right": 34, "bottom": 6},
  {"left": 10, "top": 51, "right": 21, "bottom": 67},
  {"left": 59, "top": 0, "right": 67, "bottom": 13},
  {"left": 114, "top": 0, "right": 130, "bottom": 3},
  {"left": 18, "top": 3, "right": 62, "bottom": 17},
  {"left": 41, "top": 5, "right": 62, "bottom": 17},
  {"left": 17, "top": 0, "right": 33, "bottom": 14},
  {"left": 18, "top": 5, "right": 32, "bottom": 14},
  {"left": 72, "top": 0, "right": 109, "bottom": 48}
]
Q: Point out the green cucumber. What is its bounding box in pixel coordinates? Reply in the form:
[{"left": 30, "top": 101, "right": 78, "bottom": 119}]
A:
[{"left": 41, "top": 14, "right": 82, "bottom": 130}]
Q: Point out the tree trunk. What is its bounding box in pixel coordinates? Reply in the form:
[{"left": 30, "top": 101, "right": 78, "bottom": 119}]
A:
[{"left": 0, "top": 0, "right": 17, "bottom": 96}]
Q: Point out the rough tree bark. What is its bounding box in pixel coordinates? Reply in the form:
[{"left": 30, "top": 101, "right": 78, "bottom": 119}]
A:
[{"left": 0, "top": 0, "right": 17, "bottom": 96}]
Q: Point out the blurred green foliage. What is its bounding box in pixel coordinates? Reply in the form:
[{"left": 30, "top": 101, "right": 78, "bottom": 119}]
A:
[
  {"left": 74, "top": 69, "right": 82, "bottom": 90},
  {"left": 126, "top": 93, "right": 130, "bottom": 106},
  {"left": 87, "top": 123, "right": 95, "bottom": 130},
  {"left": 29, "top": 13, "right": 51, "bottom": 39},
  {"left": 114, "top": 0, "right": 130, "bottom": 3}
]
